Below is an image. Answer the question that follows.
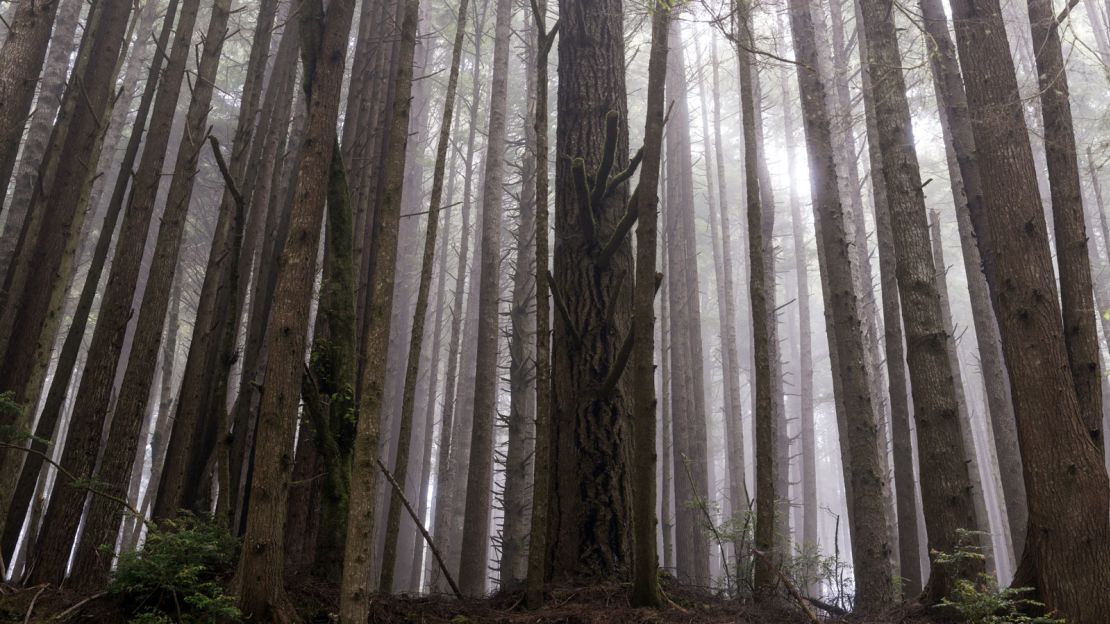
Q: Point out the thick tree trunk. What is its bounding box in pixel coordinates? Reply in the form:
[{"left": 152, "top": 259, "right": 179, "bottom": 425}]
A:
[
  {"left": 546, "top": 0, "right": 635, "bottom": 583},
  {"left": 338, "top": 0, "right": 418, "bottom": 618},
  {"left": 948, "top": 0, "right": 1110, "bottom": 617},
  {"left": 785, "top": 0, "right": 894, "bottom": 611}
]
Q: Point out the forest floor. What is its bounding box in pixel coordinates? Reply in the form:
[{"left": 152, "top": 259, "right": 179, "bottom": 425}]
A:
[{"left": 1, "top": 578, "right": 946, "bottom": 623}]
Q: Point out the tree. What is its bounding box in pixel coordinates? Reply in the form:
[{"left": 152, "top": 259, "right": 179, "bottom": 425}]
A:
[
  {"left": 338, "top": 0, "right": 420, "bottom": 618},
  {"left": 855, "top": 0, "right": 983, "bottom": 600},
  {"left": 784, "top": 0, "right": 894, "bottom": 610},
  {"left": 546, "top": 0, "right": 636, "bottom": 582},
  {"left": 948, "top": 0, "right": 1110, "bottom": 616},
  {"left": 234, "top": 0, "right": 358, "bottom": 619},
  {"left": 629, "top": 0, "right": 671, "bottom": 607}
]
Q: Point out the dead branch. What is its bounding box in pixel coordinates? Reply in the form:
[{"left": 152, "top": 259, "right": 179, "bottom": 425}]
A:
[{"left": 751, "top": 549, "right": 820, "bottom": 624}]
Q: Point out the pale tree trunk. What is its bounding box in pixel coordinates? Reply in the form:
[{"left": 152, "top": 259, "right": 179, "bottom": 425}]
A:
[
  {"left": 710, "top": 38, "right": 748, "bottom": 525},
  {"left": 379, "top": 0, "right": 468, "bottom": 591},
  {"left": 781, "top": 66, "right": 819, "bottom": 593},
  {"left": 928, "top": 211, "right": 996, "bottom": 574},
  {"left": 785, "top": 0, "right": 894, "bottom": 611},
  {"left": 919, "top": 0, "right": 1026, "bottom": 561},
  {"left": 339, "top": 0, "right": 419, "bottom": 618},
  {"left": 949, "top": 0, "right": 1110, "bottom": 616},
  {"left": 501, "top": 8, "right": 537, "bottom": 590},
  {"left": 664, "top": 20, "right": 710, "bottom": 587}
]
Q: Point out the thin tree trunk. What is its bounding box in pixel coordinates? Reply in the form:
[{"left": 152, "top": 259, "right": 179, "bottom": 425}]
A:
[
  {"left": 339, "top": 0, "right": 419, "bottom": 618},
  {"left": 1028, "top": 0, "right": 1104, "bottom": 450},
  {"left": 918, "top": 0, "right": 1026, "bottom": 561},
  {"left": 784, "top": 0, "right": 894, "bottom": 611}
]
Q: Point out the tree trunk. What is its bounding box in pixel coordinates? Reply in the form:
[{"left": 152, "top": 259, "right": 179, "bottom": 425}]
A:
[
  {"left": 629, "top": 0, "right": 670, "bottom": 607},
  {"left": 0, "top": 0, "right": 82, "bottom": 279},
  {"left": 0, "top": 0, "right": 64, "bottom": 208},
  {"left": 663, "top": 20, "right": 710, "bottom": 587},
  {"left": 948, "top": 0, "right": 1110, "bottom": 616},
  {"left": 918, "top": 0, "right": 1026, "bottom": 562},
  {"left": 1028, "top": 0, "right": 1104, "bottom": 451},
  {"left": 338, "top": 0, "right": 418, "bottom": 618},
  {"left": 233, "top": 0, "right": 357, "bottom": 620},
  {"left": 784, "top": 0, "right": 894, "bottom": 611},
  {"left": 455, "top": 0, "right": 510, "bottom": 596},
  {"left": 546, "top": 0, "right": 635, "bottom": 583},
  {"left": 855, "top": 0, "right": 983, "bottom": 600},
  {"left": 501, "top": 9, "right": 537, "bottom": 590}
]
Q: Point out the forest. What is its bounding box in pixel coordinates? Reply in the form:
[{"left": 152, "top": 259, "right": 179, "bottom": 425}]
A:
[{"left": 0, "top": 0, "right": 1108, "bottom": 621}]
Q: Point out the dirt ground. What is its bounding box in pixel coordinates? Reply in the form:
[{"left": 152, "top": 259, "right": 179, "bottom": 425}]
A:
[{"left": 1, "top": 579, "right": 944, "bottom": 623}]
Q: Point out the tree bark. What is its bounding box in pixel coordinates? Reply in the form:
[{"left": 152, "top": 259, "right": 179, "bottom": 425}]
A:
[
  {"left": 338, "top": 0, "right": 418, "bottom": 618},
  {"left": 546, "top": 0, "right": 635, "bottom": 583},
  {"left": 918, "top": 0, "right": 1026, "bottom": 561},
  {"left": 233, "top": 0, "right": 357, "bottom": 620},
  {"left": 784, "top": 0, "right": 894, "bottom": 611},
  {"left": 948, "top": 0, "right": 1110, "bottom": 616},
  {"left": 1028, "top": 0, "right": 1104, "bottom": 450}
]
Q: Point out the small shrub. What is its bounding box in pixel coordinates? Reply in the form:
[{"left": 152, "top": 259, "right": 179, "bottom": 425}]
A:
[
  {"left": 109, "top": 514, "right": 241, "bottom": 624},
  {"left": 934, "top": 529, "right": 1065, "bottom": 624}
]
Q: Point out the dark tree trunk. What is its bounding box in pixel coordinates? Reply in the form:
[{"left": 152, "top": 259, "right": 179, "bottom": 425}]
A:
[
  {"left": 948, "top": 0, "right": 1110, "bottom": 616},
  {"left": 546, "top": 0, "right": 635, "bottom": 583}
]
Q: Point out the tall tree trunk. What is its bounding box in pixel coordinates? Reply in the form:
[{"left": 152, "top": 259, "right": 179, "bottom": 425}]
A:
[
  {"left": 708, "top": 35, "right": 748, "bottom": 531},
  {"left": 949, "top": 0, "right": 1110, "bottom": 616},
  {"left": 0, "top": 0, "right": 82, "bottom": 279},
  {"left": 1028, "top": 0, "right": 1104, "bottom": 450},
  {"left": 339, "top": 0, "right": 419, "bottom": 618},
  {"left": 784, "top": 0, "right": 894, "bottom": 611},
  {"left": 731, "top": 0, "right": 777, "bottom": 596},
  {"left": 546, "top": 0, "right": 635, "bottom": 583},
  {"left": 379, "top": 0, "right": 469, "bottom": 591},
  {"left": 524, "top": 0, "right": 555, "bottom": 605},
  {"left": 629, "top": 0, "right": 670, "bottom": 607},
  {"left": 0, "top": 0, "right": 134, "bottom": 465},
  {"left": 918, "top": 0, "right": 1026, "bottom": 561},
  {"left": 855, "top": 0, "right": 983, "bottom": 600},
  {"left": 501, "top": 9, "right": 537, "bottom": 590},
  {"left": 0, "top": 0, "right": 64, "bottom": 207},
  {"left": 782, "top": 68, "right": 819, "bottom": 593},
  {"left": 663, "top": 20, "right": 710, "bottom": 587},
  {"left": 234, "top": 0, "right": 358, "bottom": 619},
  {"left": 458, "top": 0, "right": 511, "bottom": 596}
]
